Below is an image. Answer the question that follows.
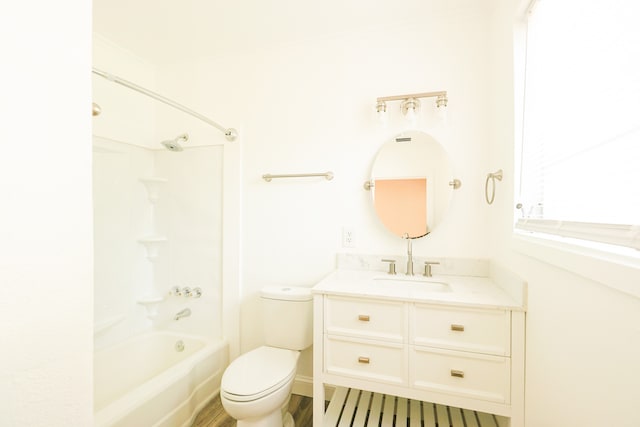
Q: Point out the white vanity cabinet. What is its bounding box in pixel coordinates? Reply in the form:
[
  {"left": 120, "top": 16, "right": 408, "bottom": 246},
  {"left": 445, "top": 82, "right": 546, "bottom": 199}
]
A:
[
  {"left": 411, "top": 304, "right": 513, "bottom": 404},
  {"left": 324, "top": 297, "right": 407, "bottom": 386},
  {"left": 312, "top": 270, "right": 526, "bottom": 427}
]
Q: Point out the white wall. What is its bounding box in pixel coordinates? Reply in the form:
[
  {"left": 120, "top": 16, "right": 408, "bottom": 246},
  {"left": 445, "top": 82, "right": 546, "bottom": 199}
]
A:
[
  {"left": 153, "top": 4, "right": 495, "bottom": 377},
  {"left": 489, "top": 2, "right": 640, "bottom": 426},
  {"left": 92, "top": 34, "right": 157, "bottom": 147},
  {"left": 0, "top": 1, "right": 93, "bottom": 426}
]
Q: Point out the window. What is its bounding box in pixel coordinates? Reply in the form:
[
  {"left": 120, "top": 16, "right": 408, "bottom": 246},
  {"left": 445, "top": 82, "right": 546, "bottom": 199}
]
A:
[{"left": 516, "top": 0, "right": 640, "bottom": 252}]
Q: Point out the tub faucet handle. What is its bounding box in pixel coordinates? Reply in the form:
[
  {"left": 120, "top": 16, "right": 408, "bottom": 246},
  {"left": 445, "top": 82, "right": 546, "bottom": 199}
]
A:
[
  {"left": 170, "top": 286, "right": 181, "bottom": 296},
  {"left": 192, "top": 287, "right": 202, "bottom": 298},
  {"left": 182, "top": 287, "right": 192, "bottom": 297}
]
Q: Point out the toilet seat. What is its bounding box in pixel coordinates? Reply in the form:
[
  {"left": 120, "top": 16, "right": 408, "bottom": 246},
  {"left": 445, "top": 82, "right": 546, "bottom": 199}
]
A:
[{"left": 221, "top": 346, "right": 299, "bottom": 402}]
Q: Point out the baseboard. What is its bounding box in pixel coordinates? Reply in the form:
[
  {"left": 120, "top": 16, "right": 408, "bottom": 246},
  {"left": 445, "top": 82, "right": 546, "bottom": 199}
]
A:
[
  {"left": 292, "top": 376, "right": 336, "bottom": 401},
  {"left": 292, "top": 375, "right": 313, "bottom": 397}
]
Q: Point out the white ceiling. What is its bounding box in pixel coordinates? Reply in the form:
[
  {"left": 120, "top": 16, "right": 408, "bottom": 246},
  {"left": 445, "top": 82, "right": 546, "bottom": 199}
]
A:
[{"left": 93, "top": 0, "right": 492, "bottom": 64}]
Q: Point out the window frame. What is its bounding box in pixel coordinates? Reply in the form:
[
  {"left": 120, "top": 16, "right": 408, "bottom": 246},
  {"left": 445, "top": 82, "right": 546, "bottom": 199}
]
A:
[{"left": 511, "top": 0, "right": 640, "bottom": 297}]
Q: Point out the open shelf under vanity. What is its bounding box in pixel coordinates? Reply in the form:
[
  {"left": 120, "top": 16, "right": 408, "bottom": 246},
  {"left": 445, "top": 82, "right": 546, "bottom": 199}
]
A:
[{"left": 325, "top": 387, "right": 507, "bottom": 427}]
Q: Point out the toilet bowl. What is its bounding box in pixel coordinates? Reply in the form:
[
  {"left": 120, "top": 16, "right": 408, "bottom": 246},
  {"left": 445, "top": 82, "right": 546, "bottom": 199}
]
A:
[
  {"left": 220, "top": 286, "right": 313, "bottom": 427},
  {"left": 221, "top": 346, "right": 300, "bottom": 427}
]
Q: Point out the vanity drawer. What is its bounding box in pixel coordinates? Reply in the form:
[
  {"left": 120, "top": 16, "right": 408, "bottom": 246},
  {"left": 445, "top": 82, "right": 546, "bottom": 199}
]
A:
[
  {"left": 410, "top": 346, "right": 510, "bottom": 404},
  {"left": 325, "top": 296, "right": 406, "bottom": 342},
  {"left": 411, "top": 304, "right": 510, "bottom": 356},
  {"left": 325, "top": 335, "right": 407, "bottom": 385}
]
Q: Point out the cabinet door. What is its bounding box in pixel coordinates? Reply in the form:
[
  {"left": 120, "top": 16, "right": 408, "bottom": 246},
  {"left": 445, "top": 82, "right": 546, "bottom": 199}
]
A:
[
  {"left": 411, "top": 304, "right": 511, "bottom": 356},
  {"left": 410, "top": 346, "right": 510, "bottom": 404},
  {"left": 325, "top": 296, "right": 406, "bottom": 342},
  {"left": 325, "top": 335, "right": 407, "bottom": 385}
]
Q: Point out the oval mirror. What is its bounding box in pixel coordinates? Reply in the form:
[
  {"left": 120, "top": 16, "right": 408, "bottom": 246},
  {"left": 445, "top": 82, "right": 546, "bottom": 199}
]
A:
[{"left": 368, "top": 130, "right": 456, "bottom": 238}]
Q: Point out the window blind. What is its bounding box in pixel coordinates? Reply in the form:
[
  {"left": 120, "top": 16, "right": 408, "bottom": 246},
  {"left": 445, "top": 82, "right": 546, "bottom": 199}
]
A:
[{"left": 516, "top": 0, "right": 640, "bottom": 251}]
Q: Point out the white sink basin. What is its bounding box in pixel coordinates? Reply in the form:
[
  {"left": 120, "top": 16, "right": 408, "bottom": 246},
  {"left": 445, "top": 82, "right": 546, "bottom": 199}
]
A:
[{"left": 373, "top": 276, "right": 451, "bottom": 292}]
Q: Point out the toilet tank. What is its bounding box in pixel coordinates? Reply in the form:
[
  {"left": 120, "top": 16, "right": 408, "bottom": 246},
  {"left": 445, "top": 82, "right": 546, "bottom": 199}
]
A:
[{"left": 260, "top": 286, "right": 313, "bottom": 350}]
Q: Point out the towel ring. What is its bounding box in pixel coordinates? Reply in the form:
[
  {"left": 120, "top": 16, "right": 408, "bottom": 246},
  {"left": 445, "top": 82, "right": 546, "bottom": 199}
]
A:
[{"left": 485, "top": 169, "right": 503, "bottom": 205}]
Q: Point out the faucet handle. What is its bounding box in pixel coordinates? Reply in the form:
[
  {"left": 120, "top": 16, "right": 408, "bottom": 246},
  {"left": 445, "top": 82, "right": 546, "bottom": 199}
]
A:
[
  {"left": 423, "top": 261, "right": 440, "bottom": 277},
  {"left": 381, "top": 259, "right": 397, "bottom": 275}
]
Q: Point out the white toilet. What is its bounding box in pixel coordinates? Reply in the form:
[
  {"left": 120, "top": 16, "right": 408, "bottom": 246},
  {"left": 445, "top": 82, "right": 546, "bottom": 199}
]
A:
[{"left": 220, "top": 286, "right": 313, "bottom": 427}]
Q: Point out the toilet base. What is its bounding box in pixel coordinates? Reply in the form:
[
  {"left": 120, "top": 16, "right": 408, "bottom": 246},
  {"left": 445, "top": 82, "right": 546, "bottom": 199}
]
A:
[
  {"left": 235, "top": 411, "right": 294, "bottom": 427},
  {"left": 283, "top": 411, "right": 294, "bottom": 427},
  {"left": 237, "top": 407, "right": 285, "bottom": 427}
]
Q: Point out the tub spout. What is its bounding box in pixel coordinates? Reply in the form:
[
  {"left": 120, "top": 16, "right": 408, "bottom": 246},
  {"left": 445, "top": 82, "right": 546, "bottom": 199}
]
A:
[{"left": 174, "top": 308, "right": 191, "bottom": 321}]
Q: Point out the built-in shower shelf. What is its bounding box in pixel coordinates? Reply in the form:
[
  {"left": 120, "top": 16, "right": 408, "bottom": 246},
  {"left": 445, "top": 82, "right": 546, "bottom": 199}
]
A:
[
  {"left": 138, "top": 236, "right": 167, "bottom": 260},
  {"left": 325, "top": 387, "right": 504, "bottom": 427},
  {"left": 137, "top": 295, "right": 166, "bottom": 319},
  {"left": 139, "top": 177, "right": 168, "bottom": 204}
]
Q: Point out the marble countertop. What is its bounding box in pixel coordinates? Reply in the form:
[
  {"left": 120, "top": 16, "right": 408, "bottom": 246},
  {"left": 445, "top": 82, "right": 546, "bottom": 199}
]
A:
[{"left": 312, "top": 269, "right": 525, "bottom": 311}]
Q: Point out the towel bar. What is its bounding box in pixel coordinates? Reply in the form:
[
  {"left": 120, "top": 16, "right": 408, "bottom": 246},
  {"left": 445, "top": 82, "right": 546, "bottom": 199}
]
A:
[{"left": 262, "top": 171, "right": 334, "bottom": 182}]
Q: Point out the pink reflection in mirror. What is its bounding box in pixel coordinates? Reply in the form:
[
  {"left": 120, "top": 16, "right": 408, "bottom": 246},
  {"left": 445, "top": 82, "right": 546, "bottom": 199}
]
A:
[{"left": 373, "top": 178, "right": 427, "bottom": 238}]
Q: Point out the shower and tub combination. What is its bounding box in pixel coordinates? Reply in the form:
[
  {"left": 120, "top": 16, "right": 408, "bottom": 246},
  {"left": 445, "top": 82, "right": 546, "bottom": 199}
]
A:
[
  {"left": 94, "top": 332, "right": 227, "bottom": 427},
  {"left": 92, "top": 68, "right": 237, "bottom": 426}
]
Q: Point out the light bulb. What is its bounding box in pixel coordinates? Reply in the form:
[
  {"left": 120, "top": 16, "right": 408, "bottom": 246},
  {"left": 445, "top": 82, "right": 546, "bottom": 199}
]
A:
[
  {"left": 401, "top": 98, "right": 420, "bottom": 128},
  {"left": 436, "top": 95, "right": 448, "bottom": 125},
  {"left": 436, "top": 104, "right": 447, "bottom": 125},
  {"left": 375, "top": 100, "right": 388, "bottom": 126},
  {"left": 405, "top": 106, "right": 417, "bottom": 127}
]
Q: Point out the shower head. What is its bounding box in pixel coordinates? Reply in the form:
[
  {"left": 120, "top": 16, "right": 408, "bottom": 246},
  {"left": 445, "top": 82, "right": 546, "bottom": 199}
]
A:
[{"left": 161, "top": 133, "right": 189, "bottom": 152}]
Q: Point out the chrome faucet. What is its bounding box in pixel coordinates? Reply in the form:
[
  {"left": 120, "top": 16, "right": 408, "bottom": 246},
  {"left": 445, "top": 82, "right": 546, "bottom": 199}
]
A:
[
  {"left": 174, "top": 308, "right": 191, "bottom": 321},
  {"left": 404, "top": 233, "right": 414, "bottom": 276}
]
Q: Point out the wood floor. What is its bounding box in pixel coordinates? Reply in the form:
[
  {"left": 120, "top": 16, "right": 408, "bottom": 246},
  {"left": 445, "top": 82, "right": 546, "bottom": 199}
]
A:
[{"left": 191, "top": 393, "right": 313, "bottom": 427}]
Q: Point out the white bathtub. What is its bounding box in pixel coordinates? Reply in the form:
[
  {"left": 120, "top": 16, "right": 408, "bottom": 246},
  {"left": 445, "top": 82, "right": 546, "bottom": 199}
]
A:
[{"left": 94, "top": 331, "right": 228, "bottom": 427}]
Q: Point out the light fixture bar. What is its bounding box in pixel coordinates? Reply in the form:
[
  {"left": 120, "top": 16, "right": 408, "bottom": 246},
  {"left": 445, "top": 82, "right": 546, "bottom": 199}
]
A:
[{"left": 377, "top": 91, "right": 447, "bottom": 103}]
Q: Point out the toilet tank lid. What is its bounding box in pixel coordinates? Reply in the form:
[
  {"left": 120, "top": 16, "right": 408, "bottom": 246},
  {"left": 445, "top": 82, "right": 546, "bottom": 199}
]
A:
[{"left": 260, "top": 286, "right": 312, "bottom": 301}]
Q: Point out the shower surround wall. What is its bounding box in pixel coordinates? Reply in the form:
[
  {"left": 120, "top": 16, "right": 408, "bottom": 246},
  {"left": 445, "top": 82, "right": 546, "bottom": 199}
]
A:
[
  {"left": 93, "top": 140, "right": 223, "bottom": 349},
  {"left": 92, "top": 139, "right": 154, "bottom": 348},
  {"left": 92, "top": 139, "right": 223, "bottom": 348},
  {"left": 92, "top": 35, "right": 224, "bottom": 348},
  {"left": 153, "top": 146, "right": 223, "bottom": 339}
]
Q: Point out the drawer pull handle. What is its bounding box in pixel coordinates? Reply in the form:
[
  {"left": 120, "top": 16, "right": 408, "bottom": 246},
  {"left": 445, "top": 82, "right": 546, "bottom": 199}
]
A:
[
  {"left": 450, "top": 369, "right": 465, "bottom": 378},
  {"left": 450, "top": 324, "right": 465, "bottom": 332},
  {"left": 358, "top": 314, "right": 370, "bottom": 322},
  {"left": 358, "top": 357, "right": 370, "bottom": 364}
]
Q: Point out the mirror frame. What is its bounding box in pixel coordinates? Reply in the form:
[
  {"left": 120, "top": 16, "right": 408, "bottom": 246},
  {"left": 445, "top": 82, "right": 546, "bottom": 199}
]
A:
[{"left": 365, "top": 130, "right": 460, "bottom": 238}]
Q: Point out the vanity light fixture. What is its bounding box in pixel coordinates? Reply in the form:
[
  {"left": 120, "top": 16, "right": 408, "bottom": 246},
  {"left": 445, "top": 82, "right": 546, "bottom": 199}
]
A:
[{"left": 375, "top": 90, "right": 448, "bottom": 124}]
